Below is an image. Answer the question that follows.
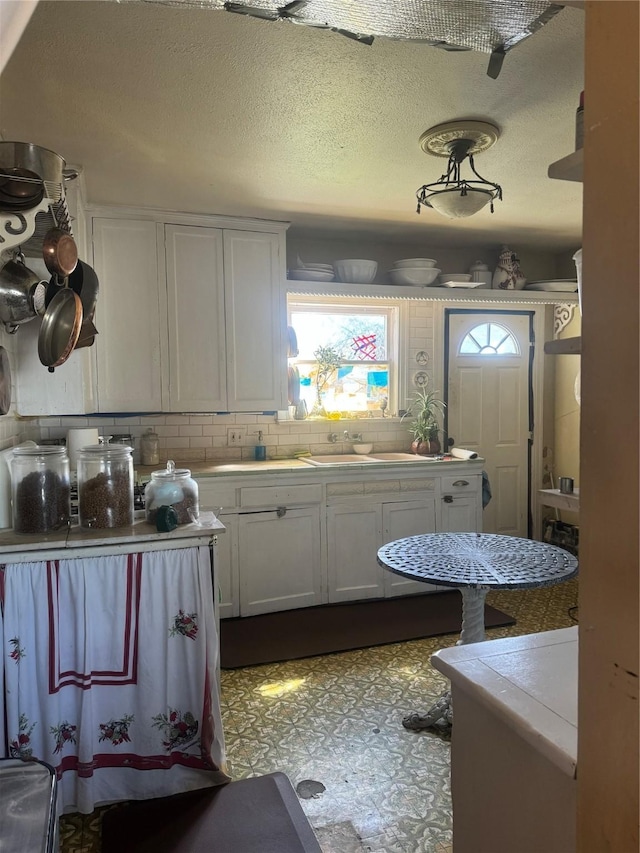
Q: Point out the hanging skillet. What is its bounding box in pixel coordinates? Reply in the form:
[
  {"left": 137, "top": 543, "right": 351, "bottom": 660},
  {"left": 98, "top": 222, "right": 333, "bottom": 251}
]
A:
[
  {"left": 42, "top": 227, "right": 78, "bottom": 278},
  {"left": 38, "top": 288, "right": 83, "bottom": 372}
]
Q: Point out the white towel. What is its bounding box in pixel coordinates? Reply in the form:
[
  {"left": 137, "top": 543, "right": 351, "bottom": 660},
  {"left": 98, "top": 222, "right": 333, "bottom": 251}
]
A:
[{"left": 450, "top": 447, "right": 478, "bottom": 460}]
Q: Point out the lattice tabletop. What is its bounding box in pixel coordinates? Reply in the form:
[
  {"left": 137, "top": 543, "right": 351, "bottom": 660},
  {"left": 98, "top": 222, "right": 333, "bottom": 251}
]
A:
[{"left": 377, "top": 532, "right": 578, "bottom": 590}]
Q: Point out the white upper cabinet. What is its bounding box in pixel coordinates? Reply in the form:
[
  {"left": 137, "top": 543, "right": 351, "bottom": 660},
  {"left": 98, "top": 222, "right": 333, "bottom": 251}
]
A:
[
  {"left": 164, "top": 224, "right": 227, "bottom": 411},
  {"left": 163, "top": 224, "right": 287, "bottom": 413},
  {"left": 88, "top": 212, "right": 288, "bottom": 414},
  {"left": 223, "top": 230, "right": 286, "bottom": 412},
  {"left": 92, "top": 217, "right": 163, "bottom": 413}
]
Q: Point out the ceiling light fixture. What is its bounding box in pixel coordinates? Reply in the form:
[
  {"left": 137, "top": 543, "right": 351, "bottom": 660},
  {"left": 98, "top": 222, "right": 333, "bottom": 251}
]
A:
[{"left": 415, "top": 120, "right": 502, "bottom": 219}]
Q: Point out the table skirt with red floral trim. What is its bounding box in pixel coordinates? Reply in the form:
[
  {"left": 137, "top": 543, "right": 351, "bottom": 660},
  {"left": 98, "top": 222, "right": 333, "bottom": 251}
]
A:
[{"left": 1, "top": 545, "right": 230, "bottom": 814}]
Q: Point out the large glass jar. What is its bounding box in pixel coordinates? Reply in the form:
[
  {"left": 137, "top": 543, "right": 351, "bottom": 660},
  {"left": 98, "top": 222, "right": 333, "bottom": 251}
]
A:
[
  {"left": 10, "top": 445, "right": 71, "bottom": 534},
  {"left": 77, "top": 444, "right": 134, "bottom": 529},
  {"left": 144, "top": 460, "right": 199, "bottom": 526}
]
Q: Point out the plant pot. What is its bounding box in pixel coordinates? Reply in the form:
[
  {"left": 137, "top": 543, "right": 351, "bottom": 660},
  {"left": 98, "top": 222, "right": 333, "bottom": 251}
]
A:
[{"left": 411, "top": 438, "right": 441, "bottom": 456}]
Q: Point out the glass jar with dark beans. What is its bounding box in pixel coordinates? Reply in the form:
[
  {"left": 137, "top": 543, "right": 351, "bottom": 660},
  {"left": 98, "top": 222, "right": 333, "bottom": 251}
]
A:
[
  {"left": 10, "top": 445, "right": 71, "bottom": 534},
  {"left": 77, "top": 444, "right": 134, "bottom": 529}
]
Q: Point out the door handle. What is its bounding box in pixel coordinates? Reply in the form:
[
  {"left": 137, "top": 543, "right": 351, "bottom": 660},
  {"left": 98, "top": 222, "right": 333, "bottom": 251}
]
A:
[
  {"left": 443, "top": 495, "right": 454, "bottom": 503},
  {"left": 452, "top": 479, "right": 469, "bottom": 487}
]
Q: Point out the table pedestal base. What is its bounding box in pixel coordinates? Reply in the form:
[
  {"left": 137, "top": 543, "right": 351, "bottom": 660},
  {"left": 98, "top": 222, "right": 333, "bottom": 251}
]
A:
[{"left": 403, "top": 588, "right": 488, "bottom": 733}]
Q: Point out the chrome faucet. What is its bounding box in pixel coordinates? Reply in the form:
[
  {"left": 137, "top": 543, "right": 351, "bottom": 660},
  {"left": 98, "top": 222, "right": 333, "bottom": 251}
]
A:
[
  {"left": 328, "top": 432, "right": 339, "bottom": 443},
  {"left": 344, "top": 430, "right": 363, "bottom": 442}
]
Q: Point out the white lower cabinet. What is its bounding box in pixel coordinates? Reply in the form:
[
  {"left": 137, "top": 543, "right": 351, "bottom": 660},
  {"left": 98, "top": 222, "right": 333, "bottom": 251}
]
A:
[
  {"left": 214, "top": 513, "right": 239, "bottom": 619},
  {"left": 238, "top": 506, "right": 322, "bottom": 616},
  {"left": 439, "top": 474, "right": 484, "bottom": 532},
  {"left": 382, "top": 499, "right": 439, "bottom": 596},
  {"left": 199, "top": 464, "right": 482, "bottom": 618},
  {"left": 327, "top": 497, "right": 439, "bottom": 603},
  {"left": 327, "top": 504, "right": 384, "bottom": 603}
]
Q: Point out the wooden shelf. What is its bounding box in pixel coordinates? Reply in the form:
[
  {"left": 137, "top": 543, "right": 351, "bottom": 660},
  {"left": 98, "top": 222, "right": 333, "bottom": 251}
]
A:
[
  {"left": 548, "top": 149, "right": 584, "bottom": 182},
  {"left": 538, "top": 488, "right": 580, "bottom": 513},
  {"left": 544, "top": 336, "right": 581, "bottom": 355},
  {"left": 287, "top": 280, "right": 579, "bottom": 306}
]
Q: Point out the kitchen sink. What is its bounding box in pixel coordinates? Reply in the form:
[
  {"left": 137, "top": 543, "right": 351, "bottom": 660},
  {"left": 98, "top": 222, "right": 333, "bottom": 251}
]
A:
[
  {"left": 302, "top": 454, "right": 377, "bottom": 466},
  {"left": 302, "top": 452, "right": 443, "bottom": 466},
  {"left": 367, "top": 452, "right": 442, "bottom": 462}
]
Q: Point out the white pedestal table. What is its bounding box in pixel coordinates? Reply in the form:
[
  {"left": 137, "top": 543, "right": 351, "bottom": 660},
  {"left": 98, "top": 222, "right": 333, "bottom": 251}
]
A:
[{"left": 377, "top": 532, "right": 578, "bottom": 732}]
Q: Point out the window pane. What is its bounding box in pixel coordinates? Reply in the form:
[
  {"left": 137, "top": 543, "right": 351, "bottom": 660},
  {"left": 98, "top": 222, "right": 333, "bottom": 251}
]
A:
[
  {"left": 291, "top": 311, "right": 387, "bottom": 361},
  {"left": 297, "top": 361, "right": 389, "bottom": 413},
  {"left": 460, "top": 323, "right": 519, "bottom": 356}
]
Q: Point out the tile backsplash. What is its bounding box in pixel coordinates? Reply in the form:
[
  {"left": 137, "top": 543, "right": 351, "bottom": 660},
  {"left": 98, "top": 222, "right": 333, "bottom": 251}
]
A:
[{"left": 29, "top": 413, "right": 414, "bottom": 464}]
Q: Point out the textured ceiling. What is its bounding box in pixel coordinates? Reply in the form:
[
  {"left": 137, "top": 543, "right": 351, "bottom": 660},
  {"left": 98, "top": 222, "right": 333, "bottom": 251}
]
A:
[{"left": 0, "top": 1, "right": 584, "bottom": 249}]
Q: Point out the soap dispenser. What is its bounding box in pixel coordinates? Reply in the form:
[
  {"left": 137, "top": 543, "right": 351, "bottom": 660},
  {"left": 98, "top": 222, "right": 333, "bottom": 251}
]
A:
[{"left": 254, "top": 430, "right": 266, "bottom": 461}]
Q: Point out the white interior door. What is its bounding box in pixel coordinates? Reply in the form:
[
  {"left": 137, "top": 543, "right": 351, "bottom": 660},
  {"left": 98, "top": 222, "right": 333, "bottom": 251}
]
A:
[{"left": 446, "top": 312, "right": 532, "bottom": 537}]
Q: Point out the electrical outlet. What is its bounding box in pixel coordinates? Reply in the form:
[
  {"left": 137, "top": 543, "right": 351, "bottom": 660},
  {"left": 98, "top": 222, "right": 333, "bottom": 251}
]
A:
[{"left": 227, "top": 428, "right": 247, "bottom": 446}]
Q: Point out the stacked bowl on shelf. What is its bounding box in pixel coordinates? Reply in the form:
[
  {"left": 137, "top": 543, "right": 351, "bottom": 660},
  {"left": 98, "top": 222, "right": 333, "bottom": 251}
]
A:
[
  {"left": 388, "top": 258, "right": 440, "bottom": 286},
  {"left": 288, "top": 263, "right": 335, "bottom": 282},
  {"left": 333, "top": 259, "right": 378, "bottom": 284}
]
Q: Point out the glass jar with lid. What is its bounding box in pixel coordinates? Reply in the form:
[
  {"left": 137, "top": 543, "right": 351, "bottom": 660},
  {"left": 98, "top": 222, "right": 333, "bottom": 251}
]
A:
[
  {"left": 140, "top": 428, "right": 160, "bottom": 466},
  {"left": 77, "top": 444, "right": 134, "bottom": 529},
  {"left": 144, "top": 460, "right": 199, "bottom": 526},
  {"left": 10, "top": 444, "right": 71, "bottom": 534}
]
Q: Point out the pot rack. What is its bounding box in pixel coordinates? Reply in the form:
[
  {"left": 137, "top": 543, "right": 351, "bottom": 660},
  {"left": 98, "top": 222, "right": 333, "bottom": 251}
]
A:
[{"left": 0, "top": 174, "right": 75, "bottom": 264}]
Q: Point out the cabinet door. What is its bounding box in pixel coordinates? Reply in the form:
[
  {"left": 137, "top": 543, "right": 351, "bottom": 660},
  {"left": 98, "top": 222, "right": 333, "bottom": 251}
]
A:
[
  {"left": 223, "top": 230, "right": 287, "bottom": 412},
  {"left": 440, "top": 495, "right": 481, "bottom": 532},
  {"left": 214, "top": 514, "right": 239, "bottom": 619},
  {"left": 92, "top": 218, "right": 163, "bottom": 412},
  {"left": 439, "top": 475, "right": 483, "bottom": 533},
  {"left": 164, "top": 225, "right": 227, "bottom": 411},
  {"left": 383, "top": 500, "right": 440, "bottom": 597},
  {"left": 327, "top": 503, "right": 384, "bottom": 603},
  {"left": 239, "top": 506, "right": 322, "bottom": 616}
]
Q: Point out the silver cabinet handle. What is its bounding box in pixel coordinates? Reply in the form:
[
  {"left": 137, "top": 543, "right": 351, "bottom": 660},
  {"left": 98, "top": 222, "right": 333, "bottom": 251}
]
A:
[
  {"left": 452, "top": 479, "right": 469, "bottom": 487},
  {"left": 443, "top": 495, "right": 454, "bottom": 503}
]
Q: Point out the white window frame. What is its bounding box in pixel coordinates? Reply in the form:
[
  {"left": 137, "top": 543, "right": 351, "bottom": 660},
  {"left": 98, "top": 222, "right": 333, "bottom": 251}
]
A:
[{"left": 287, "top": 295, "right": 401, "bottom": 415}]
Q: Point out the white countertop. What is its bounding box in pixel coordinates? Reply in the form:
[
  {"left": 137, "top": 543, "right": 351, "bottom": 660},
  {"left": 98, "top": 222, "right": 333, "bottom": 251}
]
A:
[
  {"left": 137, "top": 455, "right": 483, "bottom": 479},
  {"left": 432, "top": 627, "right": 578, "bottom": 777},
  {"left": 0, "top": 518, "right": 226, "bottom": 562}
]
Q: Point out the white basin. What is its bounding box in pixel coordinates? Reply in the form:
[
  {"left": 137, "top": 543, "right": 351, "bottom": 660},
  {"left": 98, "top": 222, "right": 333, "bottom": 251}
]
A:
[
  {"left": 303, "top": 454, "right": 377, "bottom": 466},
  {"left": 302, "top": 452, "right": 443, "bottom": 466},
  {"left": 368, "top": 452, "right": 442, "bottom": 462}
]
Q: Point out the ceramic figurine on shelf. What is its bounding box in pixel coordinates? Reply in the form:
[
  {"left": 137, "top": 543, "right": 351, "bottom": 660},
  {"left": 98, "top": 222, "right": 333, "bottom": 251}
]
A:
[{"left": 492, "top": 246, "right": 527, "bottom": 290}]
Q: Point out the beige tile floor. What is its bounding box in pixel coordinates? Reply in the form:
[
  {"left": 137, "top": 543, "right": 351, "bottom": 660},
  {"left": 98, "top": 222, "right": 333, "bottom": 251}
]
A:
[{"left": 60, "top": 580, "right": 578, "bottom": 852}]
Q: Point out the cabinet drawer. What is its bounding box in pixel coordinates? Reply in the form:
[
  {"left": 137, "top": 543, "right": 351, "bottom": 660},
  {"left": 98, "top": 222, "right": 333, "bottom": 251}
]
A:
[
  {"left": 196, "top": 481, "right": 238, "bottom": 510},
  {"left": 240, "top": 484, "right": 323, "bottom": 507},
  {"left": 441, "top": 474, "right": 480, "bottom": 493}
]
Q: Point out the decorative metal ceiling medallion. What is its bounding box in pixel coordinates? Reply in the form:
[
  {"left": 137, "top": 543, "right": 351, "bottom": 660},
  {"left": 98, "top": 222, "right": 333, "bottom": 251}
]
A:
[{"left": 419, "top": 121, "right": 500, "bottom": 157}]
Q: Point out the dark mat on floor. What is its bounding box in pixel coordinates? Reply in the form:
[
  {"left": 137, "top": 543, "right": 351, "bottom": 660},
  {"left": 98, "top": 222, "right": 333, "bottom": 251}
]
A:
[{"left": 220, "top": 592, "right": 515, "bottom": 668}]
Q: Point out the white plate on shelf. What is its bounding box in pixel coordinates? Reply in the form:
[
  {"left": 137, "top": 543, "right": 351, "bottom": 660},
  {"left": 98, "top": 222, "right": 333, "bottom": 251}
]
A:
[
  {"left": 443, "top": 280, "right": 485, "bottom": 288},
  {"left": 525, "top": 280, "right": 578, "bottom": 292},
  {"left": 288, "top": 269, "right": 335, "bottom": 282}
]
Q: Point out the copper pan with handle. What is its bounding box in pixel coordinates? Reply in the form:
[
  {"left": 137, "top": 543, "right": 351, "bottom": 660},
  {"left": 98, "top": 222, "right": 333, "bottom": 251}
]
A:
[
  {"left": 38, "top": 288, "right": 83, "bottom": 373},
  {"left": 42, "top": 227, "right": 78, "bottom": 279}
]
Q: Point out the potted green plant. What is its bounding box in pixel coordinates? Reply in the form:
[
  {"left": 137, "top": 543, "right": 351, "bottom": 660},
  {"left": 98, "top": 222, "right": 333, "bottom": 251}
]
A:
[
  {"left": 403, "top": 386, "right": 446, "bottom": 455},
  {"left": 309, "top": 345, "right": 342, "bottom": 418}
]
